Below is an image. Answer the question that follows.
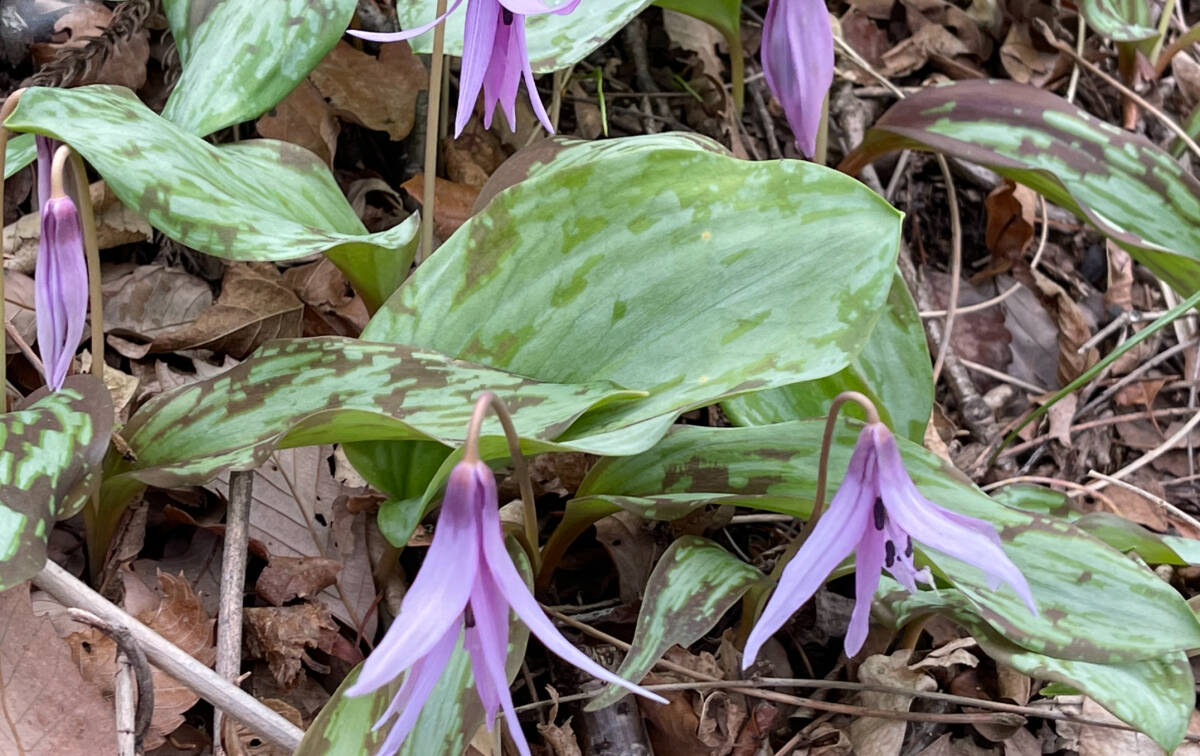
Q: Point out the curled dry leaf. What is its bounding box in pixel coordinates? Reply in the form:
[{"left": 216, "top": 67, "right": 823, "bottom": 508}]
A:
[
  {"left": 30, "top": 0, "right": 150, "bottom": 90},
  {"left": 0, "top": 582, "right": 118, "bottom": 754},
  {"left": 443, "top": 120, "right": 509, "bottom": 188},
  {"left": 69, "top": 570, "right": 215, "bottom": 750},
  {"left": 640, "top": 647, "right": 746, "bottom": 756},
  {"left": 848, "top": 651, "right": 937, "bottom": 756},
  {"left": 256, "top": 79, "right": 340, "bottom": 166},
  {"left": 309, "top": 40, "right": 426, "bottom": 141},
  {"left": 1031, "top": 269, "right": 1099, "bottom": 385},
  {"left": 102, "top": 263, "right": 214, "bottom": 355},
  {"left": 243, "top": 603, "right": 338, "bottom": 689},
  {"left": 223, "top": 698, "right": 304, "bottom": 756},
  {"left": 149, "top": 262, "right": 302, "bottom": 358},
  {"left": 256, "top": 555, "right": 342, "bottom": 606},
  {"left": 983, "top": 180, "right": 1037, "bottom": 275}
]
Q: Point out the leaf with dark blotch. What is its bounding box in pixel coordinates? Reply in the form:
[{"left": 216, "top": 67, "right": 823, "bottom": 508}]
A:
[
  {"left": 879, "top": 579, "right": 1193, "bottom": 751},
  {"left": 722, "top": 274, "right": 932, "bottom": 443},
  {"left": 0, "top": 583, "right": 118, "bottom": 753},
  {"left": 575, "top": 421, "right": 1200, "bottom": 665},
  {"left": 0, "top": 375, "right": 113, "bottom": 590},
  {"left": 841, "top": 79, "right": 1200, "bottom": 296},
  {"left": 587, "top": 536, "right": 764, "bottom": 711},
  {"left": 3, "top": 85, "right": 417, "bottom": 310},
  {"left": 1078, "top": 0, "right": 1158, "bottom": 43},
  {"left": 162, "top": 0, "right": 358, "bottom": 137}
]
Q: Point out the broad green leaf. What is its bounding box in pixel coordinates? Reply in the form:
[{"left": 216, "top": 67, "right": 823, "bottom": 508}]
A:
[
  {"left": 722, "top": 274, "right": 932, "bottom": 443},
  {"left": 841, "top": 79, "right": 1200, "bottom": 297},
  {"left": 655, "top": 0, "right": 744, "bottom": 110},
  {"left": 398, "top": 0, "right": 653, "bottom": 71},
  {"left": 587, "top": 536, "right": 764, "bottom": 711},
  {"left": 1073, "top": 512, "right": 1200, "bottom": 566},
  {"left": 298, "top": 535, "right": 533, "bottom": 755},
  {"left": 1079, "top": 0, "right": 1158, "bottom": 43},
  {"left": 574, "top": 421, "right": 1200, "bottom": 663},
  {"left": 0, "top": 376, "right": 113, "bottom": 590},
  {"left": 3, "top": 86, "right": 416, "bottom": 310},
  {"left": 363, "top": 133, "right": 902, "bottom": 456},
  {"left": 161, "top": 0, "right": 357, "bottom": 136},
  {"left": 3, "top": 133, "right": 34, "bottom": 179},
  {"left": 879, "top": 580, "right": 1193, "bottom": 750}
]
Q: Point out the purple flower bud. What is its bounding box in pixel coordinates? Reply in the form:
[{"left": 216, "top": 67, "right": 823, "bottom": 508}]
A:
[
  {"left": 347, "top": 0, "right": 580, "bottom": 136},
  {"left": 762, "top": 0, "right": 835, "bottom": 158},
  {"left": 350, "top": 458, "right": 665, "bottom": 756},
  {"left": 34, "top": 194, "right": 88, "bottom": 391},
  {"left": 744, "top": 423, "right": 1037, "bottom": 664}
]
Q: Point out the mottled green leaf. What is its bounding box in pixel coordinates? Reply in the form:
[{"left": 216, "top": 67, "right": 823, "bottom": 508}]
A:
[
  {"left": 574, "top": 421, "right": 1200, "bottom": 663},
  {"left": 3, "top": 133, "right": 34, "bottom": 179},
  {"left": 398, "top": 0, "right": 653, "bottom": 71},
  {"left": 162, "top": 0, "right": 357, "bottom": 136},
  {"left": 3, "top": 86, "right": 416, "bottom": 310},
  {"left": 879, "top": 580, "right": 1193, "bottom": 750},
  {"left": 363, "top": 133, "right": 902, "bottom": 457},
  {"left": 0, "top": 376, "right": 113, "bottom": 590},
  {"left": 1072, "top": 512, "right": 1200, "bottom": 566},
  {"left": 297, "top": 535, "right": 533, "bottom": 755},
  {"left": 1079, "top": 0, "right": 1158, "bottom": 43},
  {"left": 842, "top": 79, "right": 1200, "bottom": 296},
  {"left": 722, "top": 274, "right": 932, "bottom": 442},
  {"left": 587, "top": 536, "right": 763, "bottom": 711}
]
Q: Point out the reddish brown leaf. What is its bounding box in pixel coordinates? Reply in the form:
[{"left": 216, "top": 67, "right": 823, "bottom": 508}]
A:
[
  {"left": 401, "top": 174, "right": 480, "bottom": 238},
  {"left": 243, "top": 603, "right": 337, "bottom": 689},
  {"left": 256, "top": 79, "right": 340, "bottom": 165},
  {"left": 309, "top": 41, "right": 426, "bottom": 141},
  {"left": 256, "top": 556, "right": 342, "bottom": 606}
]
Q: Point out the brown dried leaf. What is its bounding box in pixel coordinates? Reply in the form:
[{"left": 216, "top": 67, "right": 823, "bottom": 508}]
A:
[
  {"left": 443, "top": 120, "right": 508, "bottom": 188},
  {"left": 928, "top": 271, "right": 1014, "bottom": 383},
  {"left": 1104, "top": 241, "right": 1134, "bottom": 313},
  {"left": 999, "top": 22, "right": 1063, "bottom": 86},
  {"left": 842, "top": 9, "right": 890, "bottom": 67},
  {"left": 256, "top": 556, "right": 342, "bottom": 606},
  {"left": 102, "top": 263, "right": 213, "bottom": 349},
  {"left": 71, "top": 571, "right": 215, "bottom": 750},
  {"left": 282, "top": 258, "right": 369, "bottom": 338},
  {"left": 309, "top": 41, "right": 426, "bottom": 141},
  {"left": 0, "top": 582, "right": 118, "bottom": 754},
  {"left": 401, "top": 174, "right": 479, "bottom": 238},
  {"left": 223, "top": 698, "right": 303, "bottom": 756},
  {"left": 150, "top": 263, "right": 302, "bottom": 358},
  {"left": 256, "top": 79, "right": 340, "bottom": 166},
  {"left": 983, "top": 180, "right": 1036, "bottom": 273},
  {"left": 663, "top": 8, "right": 726, "bottom": 81},
  {"left": 243, "top": 603, "right": 337, "bottom": 689},
  {"left": 594, "top": 511, "right": 659, "bottom": 605},
  {"left": 31, "top": 0, "right": 149, "bottom": 90},
  {"left": 848, "top": 651, "right": 936, "bottom": 756},
  {"left": 4, "top": 271, "right": 37, "bottom": 356},
  {"left": 1031, "top": 270, "right": 1098, "bottom": 385},
  {"left": 1047, "top": 393, "right": 1078, "bottom": 448},
  {"left": 536, "top": 718, "right": 583, "bottom": 756}
]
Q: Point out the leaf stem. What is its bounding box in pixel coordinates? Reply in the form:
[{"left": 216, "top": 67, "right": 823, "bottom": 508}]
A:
[
  {"left": 0, "top": 89, "right": 26, "bottom": 406},
  {"left": 419, "top": 0, "right": 450, "bottom": 263},
  {"left": 65, "top": 149, "right": 104, "bottom": 382},
  {"left": 464, "top": 392, "right": 540, "bottom": 571}
]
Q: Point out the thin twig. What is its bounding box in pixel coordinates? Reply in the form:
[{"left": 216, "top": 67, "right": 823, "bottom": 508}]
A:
[
  {"left": 980, "top": 474, "right": 1119, "bottom": 512},
  {"left": 1086, "top": 407, "right": 1200, "bottom": 491},
  {"left": 213, "top": 470, "right": 253, "bottom": 756},
  {"left": 1085, "top": 470, "right": 1200, "bottom": 532},
  {"left": 67, "top": 608, "right": 154, "bottom": 754},
  {"left": 998, "top": 406, "right": 1200, "bottom": 458},
  {"left": 958, "top": 358, "right": 1049, "bottom": 394},
  {"left": 1077, "top": 337, "right": 1200, "bottom": 418},
  {"left": 33, "top": 561, "right": 305, "bottom": 751},
  {"left": 930, "top": 155, "right": 962, "bottom": 385}
]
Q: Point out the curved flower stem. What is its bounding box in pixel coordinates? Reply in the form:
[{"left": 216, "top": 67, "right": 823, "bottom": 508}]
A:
[
  {"left": 802, "top": 391, "right": 880, "bottom": 546},
  {"left": 0, "top": 88, "right": 26, "bottom": 406},
  {"left": 419, "top": 0, "right": 450, "bottom": 263},
  {"left": 464, "top": 391, "right": 540, "bottom": 571},
  {"left": 50, "top": 145, "right": 103, "bottom": 383}
]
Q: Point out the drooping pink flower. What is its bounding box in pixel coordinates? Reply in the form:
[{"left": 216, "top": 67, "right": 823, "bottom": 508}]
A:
[
  {"left": 33, "top": 137, "right": 88, "bottom": 391},
  {"left": 743, "top": 423, "right": 1037, "bottom": 664},
  {"left": 348, "top": 0, "right": 579, "bottom": 136},
  {"left": 762, "top": 0, "right": 834, "bottom": 158},
  {"left": 348, "top": 457, "right": 665, "bottom": 756}
]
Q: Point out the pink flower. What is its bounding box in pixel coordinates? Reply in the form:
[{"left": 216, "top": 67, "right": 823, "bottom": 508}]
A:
[
  {"left": 348, "top": 0, "right": 580, "bottom": 135},
  {"left": 744, "top": 423, "right": 1037, "bottom": 664},
  {"left": 33, "top": 137, "right": 87, "bottom": 391},
  {"left": 349, "top": 458, "right": 664, "bottom": 756},
  {"left": 762, "top": 0, "right": 834, "bottom": 157}
]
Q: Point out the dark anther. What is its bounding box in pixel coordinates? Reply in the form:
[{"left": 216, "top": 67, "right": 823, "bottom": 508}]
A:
[
  {"left": 905, "top": 537, "right": 913, "bottom": 557},
  {"left": 885, "top": 540, "right": 896, "bottom": 567},
  {"left": 464, "top": 607, "right": 476, "bottom": 628},
  {"left": 502, "top": 9, "right": 514, "bottom": 24},
  {"left": 873, "top": 498, "right": 886, "bottom": 531}
]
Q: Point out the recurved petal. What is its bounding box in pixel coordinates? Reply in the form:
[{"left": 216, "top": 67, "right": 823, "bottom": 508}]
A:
[
  {"left": 762, "top": 0, "right": 833, "bottom": 157},
  {"left": 349, "top": 462, "right": 484, "bottom": 694},
  {"left": 346, "top": 0, "right": 466, "bottom": 41},
  {"left": 476, "top": 480, "right": 667, "bottom": 704},
  {"left": 34, "top": 195, "right": 88, "bottom": 391},
  {"left": 515, "top": 16, "right": 554, "bottom": 132},
  {"left": 742, "top": 430, "right": 878, "bottom": 667},
  {"left": 469, "top": 565, "right": 532, "bottom": 756},
  {"left": 499, "top": 0, "right": 580, "bottom": 15},
  {"left": 846, "top": 523, "right": 886, "bottom": 656},
  {"left": 872, "top": 427, "right": 1038, "bottom": 615},
  {"left": 372, "top": 626, "right": 462, "bottom": 756}
]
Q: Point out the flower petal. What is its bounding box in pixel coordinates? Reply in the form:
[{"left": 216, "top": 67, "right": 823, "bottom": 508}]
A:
[
  {"left": 346, "top": 0, "right": 467, "bottom": 42},
  {"left": 846, "top": 522, "right": 886, "bottom": 656},
  {"left": 35, "top": 195, "right": 88, "bottom": 391},
  {"left": 515, "top": 18, "right": 555, "bottom": 133},
  {"left": 872, "top": 426, "right": 1038, "bottom": 615},
  {"left": 762, "top": 0, "right": 833, "bottom": 157},
  {"left": 373, "top": 625, "right": 462, "bottom": 756},
  {"left": 742, "top": 431, "right": 878, "bottom": 667},
  {"left": 456, "top": 0, "right": 501, "bottom": 136},
  {"left": 349, "top": 462, "right": 484, "bottom": 694},
  {"left": 468, "top": 565, "right": 531, "bottom": 756},
  {"left": 499, "top": 0, "right": 580, "bottom": 15},
  {"left": 476, "top": 471, "right": 666, "bottom": 704}
]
